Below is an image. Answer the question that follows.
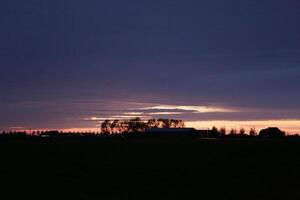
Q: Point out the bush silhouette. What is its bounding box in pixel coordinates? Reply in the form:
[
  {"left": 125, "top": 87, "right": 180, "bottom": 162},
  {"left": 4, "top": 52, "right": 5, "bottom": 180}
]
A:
[{"left": 259, "top": 127, "right": 285, "bottom": 138}]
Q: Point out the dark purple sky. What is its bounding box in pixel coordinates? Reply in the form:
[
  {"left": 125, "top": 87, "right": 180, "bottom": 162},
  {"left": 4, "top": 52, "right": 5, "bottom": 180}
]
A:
[{"left": 1, "top": 0, "right": 300, "bottom": 132}]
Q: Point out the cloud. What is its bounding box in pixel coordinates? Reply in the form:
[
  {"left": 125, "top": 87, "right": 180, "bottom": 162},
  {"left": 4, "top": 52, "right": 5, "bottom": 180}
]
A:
[
  {"left": 124, "top": 111, "right": 184, "bottom": 115},
  {"left": 147, "top": 112, "right": 183, "bottom": 115},
  {"left": 84, "top": 115, "right": 149, "bottom": 121},
  {"left": 123, "top": 112, "right": 145, "bottom": 115},
  {"left": 140, "top": 105, "right": 237, "bottom": 113},
  {"left": 83, "top": 103, "right": 238, "bottom": 124}
]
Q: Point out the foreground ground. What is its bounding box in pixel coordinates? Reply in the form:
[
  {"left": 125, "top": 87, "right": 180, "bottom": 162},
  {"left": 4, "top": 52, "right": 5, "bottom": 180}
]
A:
[{"left": 0, "top": 137, "right": 300, "bottom": 199}]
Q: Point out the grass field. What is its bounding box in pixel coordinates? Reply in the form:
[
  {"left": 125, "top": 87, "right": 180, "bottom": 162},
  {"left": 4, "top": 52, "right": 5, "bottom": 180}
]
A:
[{"left": 0, "top": 137, "right": 300, "bottom": 199}]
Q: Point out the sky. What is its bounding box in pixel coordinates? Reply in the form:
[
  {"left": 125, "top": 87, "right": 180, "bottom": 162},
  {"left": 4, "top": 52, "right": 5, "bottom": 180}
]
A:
[{"left": 1, "top": 0, "right": 300, "bottom": 133}]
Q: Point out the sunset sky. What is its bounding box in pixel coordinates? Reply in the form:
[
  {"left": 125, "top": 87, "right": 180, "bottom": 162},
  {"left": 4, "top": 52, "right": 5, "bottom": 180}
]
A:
[{"left": 1, "top": 1, "right": 300, "bottom": 133}]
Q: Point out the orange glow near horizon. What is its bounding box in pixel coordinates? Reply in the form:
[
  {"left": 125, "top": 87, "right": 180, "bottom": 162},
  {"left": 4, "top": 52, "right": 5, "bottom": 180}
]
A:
[
  {"left": 11, "top": 119, "right": 300, "bottom": 135},
  {"left": 186, "top": 120, "right": 300, "bottom": 134}
]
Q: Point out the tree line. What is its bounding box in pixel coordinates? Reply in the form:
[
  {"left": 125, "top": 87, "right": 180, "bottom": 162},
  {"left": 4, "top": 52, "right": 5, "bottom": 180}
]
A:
[
  {"left": 211, "top": 126, "right": 258, "bottom": 136},
  {"left": 0, "top": 122, "right": 290, "bottom": 138},
  {"left": 209, "top": 126, "right": 286, "bottom": 138},
  {"left": 101, "top": 118, "right": 185, "bottom": 134}
]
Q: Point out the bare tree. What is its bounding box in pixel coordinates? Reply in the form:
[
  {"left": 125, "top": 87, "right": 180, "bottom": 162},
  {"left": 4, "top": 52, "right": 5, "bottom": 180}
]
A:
[
  {"left": 156, "top": 119, "right": 185, "bottom": 128},
  {"left": 147, "top": 119, "right": 158, "bottom": 128},
  {"left": 156, "top": 119, "right": 164, "bottom": 128},
  {"left": 173, "top": 120, "right": 185, "bottom": 128},
  {"left": 128, "top": 117, "right": 146, "bottom": 132},
  {"left": 178, "top": 120, "right": 185, "bottom": 128},
  {"left": 170, "top": 119, "right": 177, "bottom": 128},
  {"left": 101, "top": 118, "right": 186, "bottom": 134},
  {"left": 156, "top": 118, "right": 169, "bottom": 128}
]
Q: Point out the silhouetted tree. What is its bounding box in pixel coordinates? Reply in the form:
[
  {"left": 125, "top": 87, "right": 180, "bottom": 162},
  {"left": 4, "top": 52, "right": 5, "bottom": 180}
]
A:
[
  {"left": 99, "top": 118, "right": 186, "bottom": 134},
  {"left": 249, "top": 127, "right": 257, "bottom": 136},
  {"left": 209, "top": 126, "right": 221, "bottom": 137},
  {"left": 111, "top": 120, "right": 121, "bottom": 134},
  {"left": 259, "top": 127, "right": 285, "bottom": 138},
  {"left": 239, "top": 128, "right": 246, "bottom": 135},
  {"left": 156, "top": 118, "right": 185, "bottom": 128},
  {"left": 176, "top": 120, "right": 185, "bottom": 128},
  {"left": 120, "top": 120, "right": 129, "bottom": 133},
  {"left": 158, "top": 118, "right": 171, "bottom": 128},
  {"left": 170, "top": 119, "right": 177, "bottom": 128},
  {"left": 229, "top": 128, "right": 237, "bottom": 135},
  {"left": 147, "top": 119, "right": 158, "bottom": 128},
  {"left": 220, "top": 127, "right": 226, "bottom": 136},
  {"left": 212, "top": 126, "right": 218, "bottom": 132},
  {"left": 128, "top": 117, "right": 146, "bottom": 132},
  {"left": 101, "top": 120, "right": 111, "bottom": 134}
]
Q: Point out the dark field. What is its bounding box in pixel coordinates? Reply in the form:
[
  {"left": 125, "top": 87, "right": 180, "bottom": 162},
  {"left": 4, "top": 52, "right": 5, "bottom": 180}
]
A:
[{"left": 1, "top": 137, "right": 300, "bottom": 199}]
